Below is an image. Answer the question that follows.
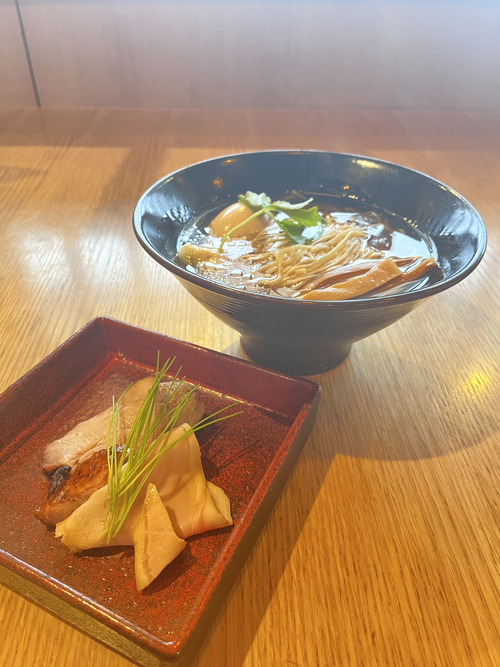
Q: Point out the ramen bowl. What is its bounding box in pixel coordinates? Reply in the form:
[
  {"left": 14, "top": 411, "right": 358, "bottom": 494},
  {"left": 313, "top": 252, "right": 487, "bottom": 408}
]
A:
[{"left": 133, "top": 151, "right": 486, "bottom": 375}]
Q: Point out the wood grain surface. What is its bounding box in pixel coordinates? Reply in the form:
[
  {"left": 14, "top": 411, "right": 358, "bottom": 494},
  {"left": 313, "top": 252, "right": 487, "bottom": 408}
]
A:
[{"left": 0, "top": 109, "right": 499, "bottom": 666}]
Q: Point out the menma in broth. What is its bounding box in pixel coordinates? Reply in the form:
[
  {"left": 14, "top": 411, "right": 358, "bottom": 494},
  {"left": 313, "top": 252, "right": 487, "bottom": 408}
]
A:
[{"left": 176, "top": 193, "right": 440, "bottom": 300}]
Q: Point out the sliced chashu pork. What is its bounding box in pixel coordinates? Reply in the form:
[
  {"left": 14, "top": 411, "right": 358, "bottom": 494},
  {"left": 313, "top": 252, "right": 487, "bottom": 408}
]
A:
[
  {"left": 42, "top": 376, "right": 155, "bottom": 473},
  {"left": 158, "top": 380, "right": 205, "bottom": 428},
  {"left": 55, "top": 424, "right": 232, "bottom": 552},
  {"left": 42, "top": 378, "right": 205, "bottom": 474},
  {"left": 36, "top": 445, "right": 127, "bottom": 526},
  {"left": 37, "top": 378, "right": 206, "bottom": 526}
]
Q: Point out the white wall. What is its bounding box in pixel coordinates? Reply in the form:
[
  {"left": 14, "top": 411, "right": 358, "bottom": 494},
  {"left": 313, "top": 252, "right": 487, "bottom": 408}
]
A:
[
  {"left": 1, "top": 0, "right": 499, "bottom": 109},
  {"left": 0, "top": 0, "right": 37, "bottom": 106}
]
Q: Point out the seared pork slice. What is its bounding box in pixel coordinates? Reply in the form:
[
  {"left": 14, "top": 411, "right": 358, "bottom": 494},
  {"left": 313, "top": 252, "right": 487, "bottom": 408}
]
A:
[
  {"left": 56, "top": 424, "right": 232, "bottom": 552},
  {"left": 39, "top": 378, "right": 207, "bottom": 528},
  {"left": 72, "top": 383, "right": 204, "bottom": 467},
  {"left": 158, "top": 380, "right": 205, "bottom": 427},
  {"left": 42, "top": 377, "right": 205, "bottom": 474},
  {"left": 36, "top": 445, "right": 124, "bottom": 526},
  {"left": 42, "top": 376, "right": 154, "bottom": 473}
]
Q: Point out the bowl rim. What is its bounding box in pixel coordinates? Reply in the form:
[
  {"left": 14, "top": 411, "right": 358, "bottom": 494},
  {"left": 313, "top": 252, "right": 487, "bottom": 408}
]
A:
[{"left": 133, "top": 149, "right": 488, "bottom": 310}]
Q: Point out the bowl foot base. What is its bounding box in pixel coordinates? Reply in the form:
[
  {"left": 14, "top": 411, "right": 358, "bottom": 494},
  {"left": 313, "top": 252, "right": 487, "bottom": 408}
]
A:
[{"left": 240, "top": 336, "right": 352, "bottom": 376}]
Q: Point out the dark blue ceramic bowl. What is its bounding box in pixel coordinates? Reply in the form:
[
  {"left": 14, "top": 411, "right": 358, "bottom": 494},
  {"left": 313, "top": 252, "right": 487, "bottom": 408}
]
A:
[{"left": 133, "top": 151, "right": 487, "bottom": 375}]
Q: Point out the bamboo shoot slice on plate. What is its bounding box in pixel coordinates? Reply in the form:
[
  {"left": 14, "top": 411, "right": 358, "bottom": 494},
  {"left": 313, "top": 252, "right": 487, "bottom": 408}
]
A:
[
  {"left": 56, "top": 424, "right": 232, "bottom": 551},
  {"left": 133, "top": 483, "right": 186, "bottom": 591},
  {"left": 152, "top": 425, "right": 233, "bottom": 539}
]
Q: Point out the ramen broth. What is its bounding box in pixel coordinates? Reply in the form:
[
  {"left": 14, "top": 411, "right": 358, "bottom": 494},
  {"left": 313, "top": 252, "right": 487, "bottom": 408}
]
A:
[{"left": 176, "top": 196, "right": 438, "bottom": 299}]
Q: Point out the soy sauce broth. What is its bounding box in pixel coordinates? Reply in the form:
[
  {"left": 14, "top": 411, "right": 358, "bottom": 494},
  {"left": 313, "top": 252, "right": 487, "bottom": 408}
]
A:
[{"left": 176, "top": 193, "right": 439, "bottom": 299}]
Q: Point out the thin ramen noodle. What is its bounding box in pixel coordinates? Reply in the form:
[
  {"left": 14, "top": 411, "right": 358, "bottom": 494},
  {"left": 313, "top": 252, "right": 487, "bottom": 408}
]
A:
[
  {"left": 246, "top": 217, "right": 382, "bottom": 290},
  {"left": 177, "top": 194, "right": 440, "bottom": 300}
]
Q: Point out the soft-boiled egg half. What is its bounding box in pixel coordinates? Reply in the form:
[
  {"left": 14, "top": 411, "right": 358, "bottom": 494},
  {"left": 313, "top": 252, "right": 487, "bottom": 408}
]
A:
[{"left": 209, "top": 202, "right": 271, "bottom": 238}]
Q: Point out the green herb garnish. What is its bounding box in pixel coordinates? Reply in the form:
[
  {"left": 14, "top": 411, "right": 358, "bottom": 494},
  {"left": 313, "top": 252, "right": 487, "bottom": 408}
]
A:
[
  {"left": 106, "top": 357, "right": 239, "bottom": 540},
  {"left": 218, "top": 191, "right": 326, "bottom": 251}
]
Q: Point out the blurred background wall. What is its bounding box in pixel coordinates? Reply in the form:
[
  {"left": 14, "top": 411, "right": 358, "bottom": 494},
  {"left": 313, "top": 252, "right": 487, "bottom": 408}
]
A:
[{"left": 1, "top": 0, "right": 499, "bottom": 109}]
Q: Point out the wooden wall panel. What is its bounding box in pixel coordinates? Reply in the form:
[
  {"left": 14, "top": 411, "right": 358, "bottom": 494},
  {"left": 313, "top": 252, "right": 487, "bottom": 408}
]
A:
[
  {"left": 8, "top": 1, "right": 500, "bottom": 109},
  {"left": 0, "top": 0, "right": 37, "bottom": 107}
]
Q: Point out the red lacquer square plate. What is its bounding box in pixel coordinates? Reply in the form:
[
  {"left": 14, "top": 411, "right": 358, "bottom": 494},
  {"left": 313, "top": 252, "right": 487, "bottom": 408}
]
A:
[{"left": 0, "top": 317, "right": 321, "bottom": 666}]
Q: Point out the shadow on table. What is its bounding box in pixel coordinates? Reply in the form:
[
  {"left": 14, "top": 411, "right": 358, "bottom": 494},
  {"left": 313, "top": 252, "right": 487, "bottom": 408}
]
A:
[
  {"left": 307, "top": 335, "right": 497, "bottom": 463},
  {"left": 219, "top": 325, "right": 496, "bottom": 466},
  {"left": 181, "top": 303, "right": 496, "bottom": 666},
  {"left": 186, "top": 339, "right": 330, "bottom": 667}
]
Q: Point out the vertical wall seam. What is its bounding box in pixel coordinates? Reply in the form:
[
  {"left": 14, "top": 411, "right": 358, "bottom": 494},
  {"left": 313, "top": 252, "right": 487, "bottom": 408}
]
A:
[{"left": 15, "top": 0, "right": 41, "bottom": 107}]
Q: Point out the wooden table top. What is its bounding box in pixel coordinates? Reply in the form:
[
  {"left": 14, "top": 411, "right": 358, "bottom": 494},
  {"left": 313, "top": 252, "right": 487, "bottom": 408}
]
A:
[{"left": 0, "top": 108, "right": 498, "bottom": 667}]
